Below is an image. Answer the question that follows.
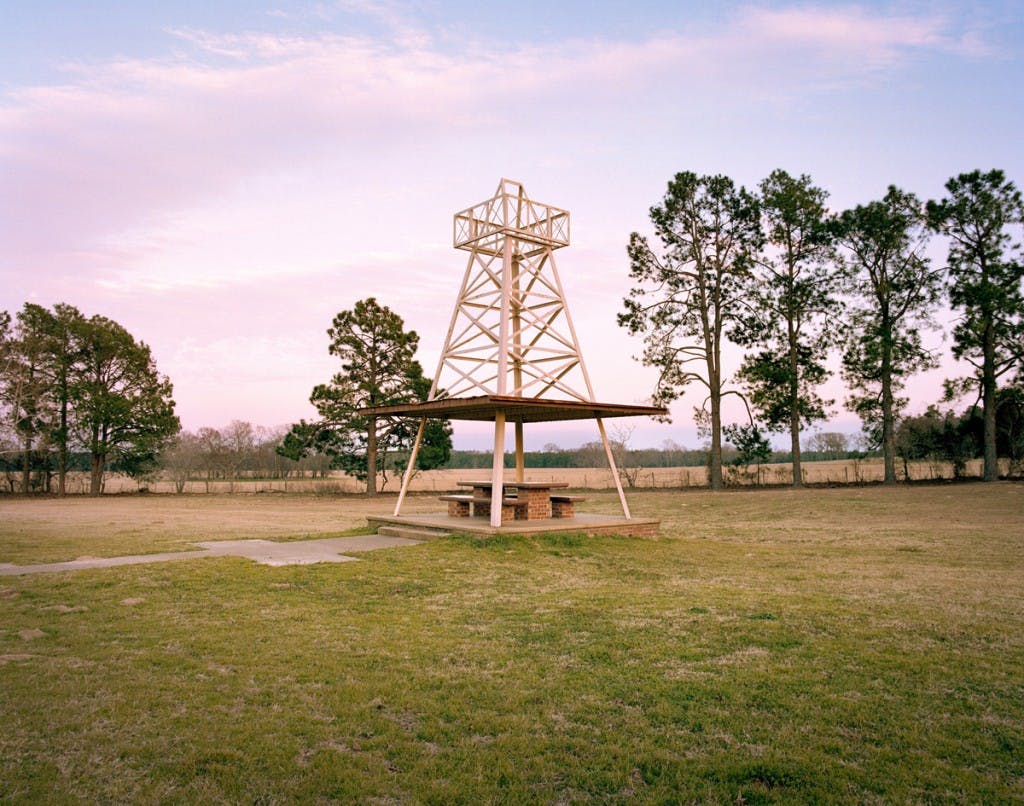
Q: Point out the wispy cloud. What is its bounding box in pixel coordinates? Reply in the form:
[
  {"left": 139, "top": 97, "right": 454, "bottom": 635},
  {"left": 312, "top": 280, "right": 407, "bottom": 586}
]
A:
[
  {"left": 1, "top": 4, "right": 981, "bottom": 281},
  {"left": 0, "top": 3, "right": 999, "bottom": 429}
]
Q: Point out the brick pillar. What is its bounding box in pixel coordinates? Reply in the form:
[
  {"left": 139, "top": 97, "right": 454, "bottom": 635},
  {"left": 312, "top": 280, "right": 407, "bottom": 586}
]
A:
[
  {"left": 523, "top": 488, "right": 550, "bottom": 519},
  {"left": 448, "top": 500, "right": 470, "bottom": 517}
]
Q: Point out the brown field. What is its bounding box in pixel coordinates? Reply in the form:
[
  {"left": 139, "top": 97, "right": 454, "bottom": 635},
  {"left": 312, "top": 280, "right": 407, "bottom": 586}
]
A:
[
  {"left": 2, "top": 483, "right": 1022, "bottom": 801},
  {"left": 49, "top": 456, "right": 1000, "bottom": 496},
  {"left": 1, "top": 481, "right": 1021, "bottom": 566}
]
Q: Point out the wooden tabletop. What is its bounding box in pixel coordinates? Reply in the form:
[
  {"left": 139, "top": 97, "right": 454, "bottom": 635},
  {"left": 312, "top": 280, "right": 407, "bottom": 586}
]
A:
[{"left": 457, "top": 480, "right": 570, "bottom": 489}]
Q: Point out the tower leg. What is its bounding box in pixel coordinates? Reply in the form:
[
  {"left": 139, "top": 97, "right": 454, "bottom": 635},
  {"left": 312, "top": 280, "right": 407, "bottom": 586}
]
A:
[
  {"left": 393, "top": 418, "right": 426, "bottom": 516},
  {"left": 490, "top": 411, "right": 507, "bottom": 528},
  {"left": 597, "top": 416, "right": 631, "bottom": 520}
]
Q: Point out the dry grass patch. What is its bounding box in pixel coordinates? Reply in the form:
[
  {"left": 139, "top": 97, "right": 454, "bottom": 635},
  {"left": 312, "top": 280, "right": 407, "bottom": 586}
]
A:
[
  {"left": 0, "top": 495, "right": 377, "bottom": 564},
  {"left": 0, "top": 483, "right": 1022, "bottom": 802}
]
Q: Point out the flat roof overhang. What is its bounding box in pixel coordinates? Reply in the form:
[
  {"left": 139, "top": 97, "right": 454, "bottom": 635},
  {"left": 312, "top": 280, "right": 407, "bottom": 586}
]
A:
[{"left": 358, "top": 395, "right": 667, "bottom": 423}]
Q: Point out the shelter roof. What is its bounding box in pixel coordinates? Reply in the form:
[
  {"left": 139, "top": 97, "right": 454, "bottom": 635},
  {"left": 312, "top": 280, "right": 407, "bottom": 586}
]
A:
[{"left": 358, "top": 396, "right": 667, "bottom": 423}]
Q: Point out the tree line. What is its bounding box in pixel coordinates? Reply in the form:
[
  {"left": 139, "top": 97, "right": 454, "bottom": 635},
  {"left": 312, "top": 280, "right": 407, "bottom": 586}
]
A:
[
  {"left": 159, "top": 422, "right": 333, "bottom": 493},
  {"left": 622, "top": 168, "right": 1024, "bottom": 488},
  {"left": 0, "top": 297, "right": 452, "bottom": 497},
  {"left": 447, "top": 437, "right": 862, "bottom": 472},
  {"left": 4, "top": 169, "right": 1021, "bottom": 496},
  {"left": 0, "top": 304, "right": 178, "bottom": 494}
]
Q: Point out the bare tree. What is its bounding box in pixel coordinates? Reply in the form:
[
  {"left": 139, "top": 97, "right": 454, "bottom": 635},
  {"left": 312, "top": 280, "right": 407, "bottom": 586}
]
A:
[
  {"left": 161, "top": 431, "right": 204, "bottom": 493},
  {"left": 222, "top": 420, "right": 255, "bottom": 490},
  {"left": 807, "top": 431, "right": 849, "bottom": 459},
  {"left": 610, "top": 423, "right": 643, "bottom": 488},
  {"left": 196, "top": 427, "right": 226, "bottom": 491}
]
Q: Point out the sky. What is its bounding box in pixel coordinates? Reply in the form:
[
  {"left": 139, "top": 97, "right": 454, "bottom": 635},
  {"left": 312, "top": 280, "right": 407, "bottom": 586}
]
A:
[{"left": 2, "top": 0, "right": 1022, "bottom": 450}]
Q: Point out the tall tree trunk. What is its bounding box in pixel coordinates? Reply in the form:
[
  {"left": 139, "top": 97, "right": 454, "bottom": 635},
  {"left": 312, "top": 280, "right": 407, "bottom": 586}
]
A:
[
  {"left": 21, "top": 432, "right": 32, "bottom": 494},
  {"left": 982, "top": 321, "right": 998, "bottom": 481},
  {"left": 788, "top": 318, "right": 803, "bottom": 488},
  {"left": 366, "top": 415, "right": 378, "bottom": 496},
  {"left": 880, "top": 310, "right": 897, "bottom": 484},
  {"left": 89, "top": 453, "right": 104, "bottom": 496},
  {"left": 789, "top": 409, "right": 802, "bottom": 487},
  {"left": 21, "top": 362, "right": 35, "bottom": 494},
  {"left": 57, "top": 391, "right": 68, "bottom": 497},
  {"left": 709, "top": 388, "right": 723, "bottom": 490},
  {"left": 881, "top": 374, "right": 896, "bottom": 484}
]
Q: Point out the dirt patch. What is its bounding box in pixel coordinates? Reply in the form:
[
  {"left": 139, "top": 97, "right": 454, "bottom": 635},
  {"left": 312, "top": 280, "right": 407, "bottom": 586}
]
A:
[
  {"left": 0, "top": 653, "right": 35, "bottom": 664},
  {"left": 19, "top": 628, "right": 45, "bottom": 641}
]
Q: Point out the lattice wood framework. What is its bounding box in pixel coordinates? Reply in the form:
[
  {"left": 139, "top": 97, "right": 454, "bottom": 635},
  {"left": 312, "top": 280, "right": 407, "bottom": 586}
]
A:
[
  {"left": 432, "top": 178, "right": 589, "bottom": 403},
  {"left": 390, "top": 179, "right": 644, "bottom": 527}
]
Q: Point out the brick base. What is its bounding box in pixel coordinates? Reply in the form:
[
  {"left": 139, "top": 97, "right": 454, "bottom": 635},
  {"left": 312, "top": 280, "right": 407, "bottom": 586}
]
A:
[
  {"left": 551, "top": 500, "right": 575, "bottom": 518},
  {"left": 474, "top": 500, "right": 522, "bottom": 521},
  {"left": 517, "top": 489, "right": 551, "bottom": 519},
  {"left": 447, "top": 500, "right": 470, "bottom": 517}
]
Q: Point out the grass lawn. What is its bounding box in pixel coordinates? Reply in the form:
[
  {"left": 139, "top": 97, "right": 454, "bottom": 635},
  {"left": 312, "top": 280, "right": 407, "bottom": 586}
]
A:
[{"left": 1, "top": 484, "right": 1022, "bottom": 803}]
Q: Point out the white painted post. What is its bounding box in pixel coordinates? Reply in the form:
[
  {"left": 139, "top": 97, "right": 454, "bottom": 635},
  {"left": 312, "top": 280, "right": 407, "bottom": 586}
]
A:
[
  {"left": 393, "top": 417, "right": 426, "bottom": 516},
  {"left": 597, "top": 416, "right": 631, "bottom": 519},
  {"left": 497, "top": 236, "right": 512, "bottom": 395},
  {"left": 490, "top": 411, "right": 506, "bottom": 528}
]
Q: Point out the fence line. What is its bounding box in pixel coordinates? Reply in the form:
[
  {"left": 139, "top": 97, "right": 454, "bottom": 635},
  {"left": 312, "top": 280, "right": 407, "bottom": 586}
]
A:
[{"left": 10, "top": 457, "right": 1000, "bottom": 495}]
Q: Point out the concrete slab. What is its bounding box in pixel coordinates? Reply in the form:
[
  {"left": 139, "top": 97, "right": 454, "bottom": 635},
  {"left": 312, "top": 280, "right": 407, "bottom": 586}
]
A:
[{"left": 0, "top": 535, "right": 421, "bottom": 576}]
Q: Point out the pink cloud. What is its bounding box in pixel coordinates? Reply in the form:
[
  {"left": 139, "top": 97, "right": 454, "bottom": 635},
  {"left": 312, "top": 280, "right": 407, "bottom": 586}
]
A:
[
  {"left": 0, "top": 4, "right": 991, "bottom": 434},
  {"left": 1, "top": 6, "right": 976, "bottom": 279},
  {"left": 735, "top": 5, "right": 985, "bottom": 69}
]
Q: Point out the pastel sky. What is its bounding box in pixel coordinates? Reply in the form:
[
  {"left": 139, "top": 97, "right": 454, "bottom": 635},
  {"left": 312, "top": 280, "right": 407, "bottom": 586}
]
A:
[{"left": 3, "top": 0, "right": 1022, "bottom": 450}]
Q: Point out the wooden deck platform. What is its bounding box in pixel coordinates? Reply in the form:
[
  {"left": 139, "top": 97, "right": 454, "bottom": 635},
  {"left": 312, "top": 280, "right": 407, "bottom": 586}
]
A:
[{"left": 367, "top": 511, "right": 660, "bottom": 539}]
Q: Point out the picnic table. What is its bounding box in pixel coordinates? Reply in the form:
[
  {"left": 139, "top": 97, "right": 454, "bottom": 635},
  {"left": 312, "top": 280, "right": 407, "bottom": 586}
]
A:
[{"left": 439, "top": 480, "right": 582, "bottom": 522}]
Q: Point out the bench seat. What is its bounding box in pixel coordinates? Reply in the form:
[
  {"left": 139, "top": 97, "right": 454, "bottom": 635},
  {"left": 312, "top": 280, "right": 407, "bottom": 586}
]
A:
[
  {"left": 550, "top": 494, "right": 586, "bottom": 518},
  {"left": 439, "top": 494, "right": 521, "bottom": 505},
  {"left": 439, "top": 493, "right": 524, "bottom": 518}
]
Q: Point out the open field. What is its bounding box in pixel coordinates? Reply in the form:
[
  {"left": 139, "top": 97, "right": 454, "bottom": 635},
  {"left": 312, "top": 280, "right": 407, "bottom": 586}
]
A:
[
  {"left": 36, "top": 456, "right": 1003, "bottom": 496},
  {"left": 1, "top": 485, "right": 1023, "bottom": 802}
]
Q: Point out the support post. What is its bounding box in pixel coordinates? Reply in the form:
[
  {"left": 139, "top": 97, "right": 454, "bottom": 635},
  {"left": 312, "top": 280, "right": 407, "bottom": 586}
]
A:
[
  {"left": 597, "top": 416, "right": 631, "bottom": 519},
  {"left": 394, "top": 418, "right": 427, "bottom": 516},
  {"left": 490, "top": 411, "right": 506, "bottom": 528},
  {"left": 514, "top": 420, "right": 525, "bottom": 483},
  {"left": 511, "top": 241, "right": 525, "bottom": 484},
  {"left": 497, "top": 237, "right": 512, "bottom": 395}
]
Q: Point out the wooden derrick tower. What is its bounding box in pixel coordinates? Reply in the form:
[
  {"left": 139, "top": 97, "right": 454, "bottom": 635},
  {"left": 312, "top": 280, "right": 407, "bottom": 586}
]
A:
[{"left": 363, "top": 179, "right": 664, "bottom": 527}]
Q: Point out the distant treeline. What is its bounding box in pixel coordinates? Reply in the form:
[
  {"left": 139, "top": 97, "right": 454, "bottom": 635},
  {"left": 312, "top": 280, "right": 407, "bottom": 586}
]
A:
[
  {"left": 0, "top": 422, "right": 329, "bottom": 494},
  {"left": 445, "top": 446, "right": 868, "bottom": 470},
  {"left": 5, "top": 399, "right": 1022, "bottom": 493}
]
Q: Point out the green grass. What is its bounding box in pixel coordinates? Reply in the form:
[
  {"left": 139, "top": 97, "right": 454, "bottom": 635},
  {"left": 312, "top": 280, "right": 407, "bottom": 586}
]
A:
[
  {"left": 0, "top": 495, "right": 375, "bottom": 564},
  {"left": 1, "top": 485, "right": 1023, "bottom": 802}
]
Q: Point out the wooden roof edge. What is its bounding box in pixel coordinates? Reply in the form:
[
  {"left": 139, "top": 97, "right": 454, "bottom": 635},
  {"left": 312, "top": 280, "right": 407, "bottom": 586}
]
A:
[{"left": 357, "top": 395, "right": 668, "bottom": 421}]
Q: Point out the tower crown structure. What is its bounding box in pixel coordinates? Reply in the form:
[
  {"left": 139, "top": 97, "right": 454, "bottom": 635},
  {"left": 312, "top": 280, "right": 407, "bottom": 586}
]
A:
[
  {"left": 453, "top": 178, "right": 570, "bottom": 253},
  {"left": 432, "top": 179, "right": 592, "bottom": 404}
]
